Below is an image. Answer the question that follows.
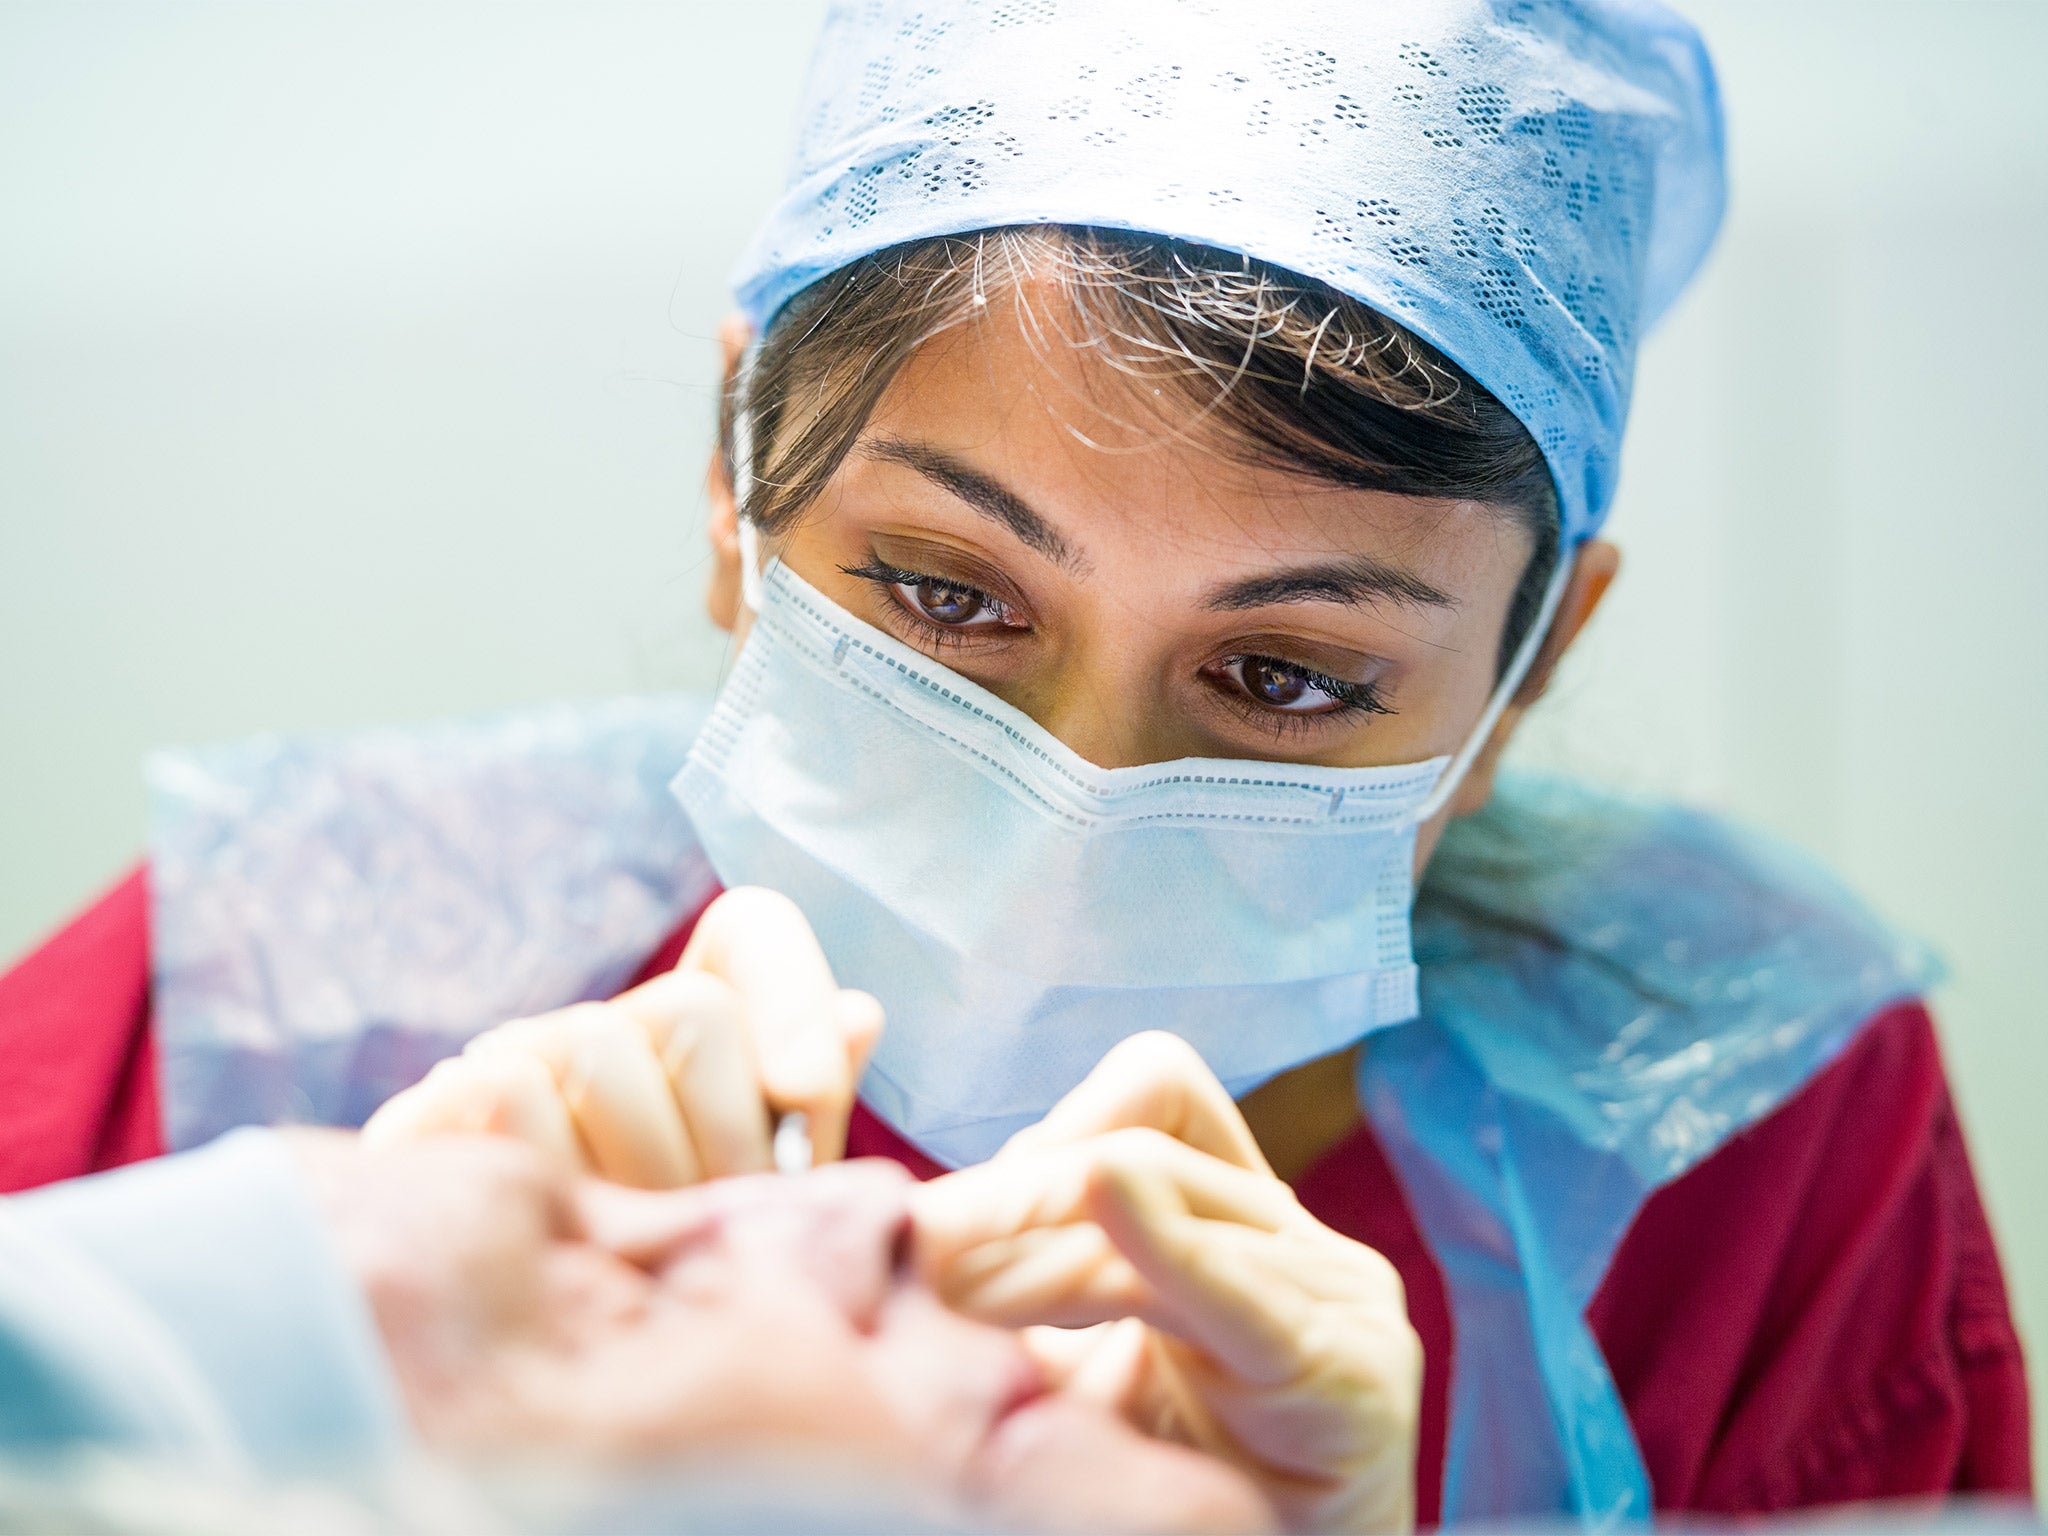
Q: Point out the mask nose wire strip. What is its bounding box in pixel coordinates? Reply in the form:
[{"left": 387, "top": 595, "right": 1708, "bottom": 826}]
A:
[{"left": 1412, "top": 555, "right": 1575, "bottom": 825}]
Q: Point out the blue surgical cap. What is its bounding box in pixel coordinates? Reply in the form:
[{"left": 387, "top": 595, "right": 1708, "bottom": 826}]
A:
[{"left": 733, "top": 0, "right": 1726, "bottom": 545}]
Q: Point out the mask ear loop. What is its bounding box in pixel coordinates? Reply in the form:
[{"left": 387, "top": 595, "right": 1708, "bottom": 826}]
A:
[
  {"left": 730, "top": 339, "right": 768, "bottom": 614},
  {"left": 736, "top": 517, "right": 766, "bottom": 615},
  {"left": 1412, "top": 552, "right": 1576, "bottom": 824}
]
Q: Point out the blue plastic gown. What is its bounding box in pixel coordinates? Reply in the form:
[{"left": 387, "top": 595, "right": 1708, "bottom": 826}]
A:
[{"left": 1373, "top": 776, "right": 1937, "bottom": 1521}]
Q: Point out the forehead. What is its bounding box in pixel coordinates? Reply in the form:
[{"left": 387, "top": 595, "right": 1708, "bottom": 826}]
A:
[{"left": 857, "top": 289, "right": 1533, "bottom": 595}]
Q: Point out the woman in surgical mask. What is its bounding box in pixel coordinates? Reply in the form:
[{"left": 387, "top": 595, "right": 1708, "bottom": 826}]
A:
[{"left": 287, "top": 2, "right": 2033, "bottom": 1528}]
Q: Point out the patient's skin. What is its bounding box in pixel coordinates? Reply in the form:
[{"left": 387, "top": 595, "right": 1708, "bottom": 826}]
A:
[{"left": 287, "top": 1131, "right": 1272, "bottom": 1534}]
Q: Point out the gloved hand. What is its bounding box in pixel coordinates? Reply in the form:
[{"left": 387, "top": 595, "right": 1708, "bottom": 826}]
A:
[
  {"left": 362, "top": 887, "right": 882, "bottom": 1186},
  {"left": 910, "top": 1032, "right": 1421, "bottom": 1535}
]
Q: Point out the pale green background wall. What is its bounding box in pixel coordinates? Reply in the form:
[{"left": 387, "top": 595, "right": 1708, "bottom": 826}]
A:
[{"left": 2, "top": 0, "right": 2042, "bottom": 1485}]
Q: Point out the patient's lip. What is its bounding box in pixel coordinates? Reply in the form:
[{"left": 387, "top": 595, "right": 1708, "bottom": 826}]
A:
[
  {"left": 989, "top": 1336, "right": 1049, "bottom": 1430},
  {"left": 966, "top": 1379, "right": 1121, "bottom": 1511}
]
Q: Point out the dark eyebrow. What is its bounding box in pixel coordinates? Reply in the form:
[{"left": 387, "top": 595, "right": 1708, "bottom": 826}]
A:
[
  {"left": 858, "top": 435, "right": 1085, "bottom": 572},
  {"left": 1204, "top": 556, "right": 1456, "bottom": 614}
]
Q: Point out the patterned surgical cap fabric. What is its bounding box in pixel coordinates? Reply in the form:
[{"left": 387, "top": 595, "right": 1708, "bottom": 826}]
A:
[{"left": 733, "top": 0, "right": 1726, "bottom": 544}]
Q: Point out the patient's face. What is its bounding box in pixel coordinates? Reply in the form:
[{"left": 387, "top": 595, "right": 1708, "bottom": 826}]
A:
[
  {"left": 306, "top": 1131, "right": 1263, "bottom": 1532},
  {"left": 574, "top": 1159, "right": 1269, "bottom": 1533}
]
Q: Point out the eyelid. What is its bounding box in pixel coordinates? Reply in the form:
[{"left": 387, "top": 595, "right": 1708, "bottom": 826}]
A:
[
  {"left": 1203, "top": 653, "right": 1395, "bottom": 731},
  {"left": 1211, "top": 685, "right": 1392, "bottom": 741},
  {"left": 860, "top": 534, "right": 1036, "bottom": 613},
  {"left": 843, "top": 558, "right": 1014, "bottom": 615},
  {"left": 1217, "top": 633, "right": 1392, "bottom": 688},
  {"left": 840, "top": 558, "right": 1030, "bottom": 647}
]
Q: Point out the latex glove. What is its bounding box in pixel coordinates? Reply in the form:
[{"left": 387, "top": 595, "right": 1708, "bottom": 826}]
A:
[
  {"left": 362, "top": 887, "right": 882, "bottom": 1186},
  {"left": 910, "top": 1032, "right": 1421, "bottom": 1535}
]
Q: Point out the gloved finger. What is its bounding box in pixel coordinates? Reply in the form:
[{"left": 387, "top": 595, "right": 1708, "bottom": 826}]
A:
[
  {"left": 999, "top": 1031, "right": 1271, "bottom": 1176},
  {"left": 922, "top": 1221, "right": 1152, "bottom": 1327},
  {"left": 912, "top": 1130, "right": 1290, "bottom": 1297},
  {"left": 836, "top": 988, "right": 886, "bottom": 1081},
  {"left": 678, "top": 886, "right": 860, "bottom": 1163},
  {"left": 923, "top": 1126, "right": 1298, "bottom": 1250},
  {"left": 470, "top": 1003, "right": 701, "bottom": 1190},
  {"left": 1086, "top": 1157, "right": 1320, "bottom": 1389},
  {"left": 362, "top": 1051, "right": 584, "bottom": 1178},
  {"left": 1018, "top": 1321, "right": 1136, "bottom": 1396},
  {"left": 1096, "top": 1164, "right": 1423, "bottom": 1527},
  {"left": 611, "top": 968, "right": 772, "bottom": 1178},
  {"left": 913, "top": 1128, "right": 1299, "bottom": 1332}
]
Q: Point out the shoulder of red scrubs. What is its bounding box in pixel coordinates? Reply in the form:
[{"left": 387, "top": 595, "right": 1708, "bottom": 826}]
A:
[
  {"left": 1589, "top": 997, "right": 2033, "bottom": 1511},
  {"left": 0, "top": 865, "right": 164, "bottom": 1192}
]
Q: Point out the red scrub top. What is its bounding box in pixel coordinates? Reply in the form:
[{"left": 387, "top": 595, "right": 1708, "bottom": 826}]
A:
[{"left": 1, "top": 867, "right": 2033, "bottom": 1523}]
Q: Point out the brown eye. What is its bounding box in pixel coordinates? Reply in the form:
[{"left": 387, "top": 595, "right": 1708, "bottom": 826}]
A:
[
  {"left": 913, "top": 579, "right": 985, "bottom": 625},
  {"left": 841, "top": 558, "right": 1023, "bottom": 637},
  {"left": 1204, "top": 654, "right": 1378, "bottom": 718},
  {"left": 1243, "top": 657, "right": 1309, "bottom": 707}
]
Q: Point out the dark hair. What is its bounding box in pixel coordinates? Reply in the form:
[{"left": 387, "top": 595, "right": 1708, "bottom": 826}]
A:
[{"left": 724, "top": 225, "right": 1561, "bottom": 676}]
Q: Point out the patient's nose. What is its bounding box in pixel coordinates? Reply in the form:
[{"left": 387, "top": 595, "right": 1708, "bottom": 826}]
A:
[{"left": 720, "top": 1159, "right": 917, "bottom": 1329}]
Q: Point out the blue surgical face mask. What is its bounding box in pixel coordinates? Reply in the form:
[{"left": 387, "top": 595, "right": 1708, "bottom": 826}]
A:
[{"left": 672, "top": 522, "right": 1568, "bottom": 1168}]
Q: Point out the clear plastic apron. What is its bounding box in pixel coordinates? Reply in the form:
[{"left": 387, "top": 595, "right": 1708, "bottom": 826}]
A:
[{"left": 1365, "top": 775, "right": 1938, "bottom": 1524}]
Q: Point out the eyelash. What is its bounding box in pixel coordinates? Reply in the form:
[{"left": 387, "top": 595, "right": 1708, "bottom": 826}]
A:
[
  {"left": 841, "top": 556, "right": 1394, "bottom": 730},
  {"left": 840, "top": 559, "right": 1019, "bottom": 648},
  {"left": 1211, "top": 660, "right": 1394, "bottom": 737}
]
